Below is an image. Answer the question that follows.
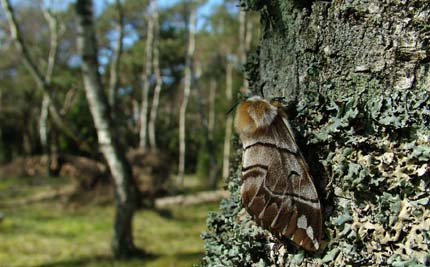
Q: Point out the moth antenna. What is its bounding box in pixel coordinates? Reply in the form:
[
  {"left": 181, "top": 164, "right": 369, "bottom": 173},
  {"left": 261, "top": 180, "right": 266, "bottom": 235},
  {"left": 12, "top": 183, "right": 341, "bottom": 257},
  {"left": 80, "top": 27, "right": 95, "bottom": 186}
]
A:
[
  {"left": 259, "top": 82, "right": 266, "bottom": 98},
  {"left": 226, "top": 102, "right": 239, "bottom": 116}
]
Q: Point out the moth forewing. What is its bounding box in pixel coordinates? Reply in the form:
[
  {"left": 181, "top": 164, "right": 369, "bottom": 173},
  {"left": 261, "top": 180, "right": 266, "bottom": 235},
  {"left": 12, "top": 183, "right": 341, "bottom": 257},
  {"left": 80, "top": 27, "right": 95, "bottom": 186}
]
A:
[{"left": 234, "top": 96, "right": 322, "bottom": 252}]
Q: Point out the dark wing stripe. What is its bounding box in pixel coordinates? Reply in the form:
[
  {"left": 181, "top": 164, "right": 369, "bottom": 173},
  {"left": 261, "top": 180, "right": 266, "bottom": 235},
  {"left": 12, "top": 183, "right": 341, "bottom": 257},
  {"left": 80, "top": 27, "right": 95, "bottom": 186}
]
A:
[
  {"left": 241, "top": 169, "right": 266, "bottom": 182},
  {"left": 242, "top": 164, "right": 269, "bottom": 172},
  {"left": 244, "top": 142, "right": 298, "bottom": 155}
]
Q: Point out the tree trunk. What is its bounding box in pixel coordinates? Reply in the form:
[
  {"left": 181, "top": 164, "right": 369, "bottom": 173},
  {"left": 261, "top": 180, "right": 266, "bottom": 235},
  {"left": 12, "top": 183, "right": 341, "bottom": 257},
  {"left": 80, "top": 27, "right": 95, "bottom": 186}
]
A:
[
  {"left": 139, "top": 3, "right": 155, "bottom": 152},
  {"left": 148, "top": 1, "right": 162, "bottom": 150},
  {"left": 39, "top": 8, "right": 60, "bottom": 176},
  {"left": 75, "top": 0, "right": 141, "bottom": 258},
  {"left": 202, "top": 1, "right": 430, "bottom": 266},
  {"left": 238, "top": 10, "right": 249, "bottom": 89},
  {"left": 0, "top": 0, "right": 92, "bottom": 153},
  {"left": 108, "top": 0, "right": 124, "bottom": 110},
  {"left": 221, "top": 60, "right": 233, "bottom": 180},
  {"left": 207, "top": 79, "right": 216, "bottom": 141},
  {"left": 39, "top": 95, "right": 51, "bottom": 174},
  {"left": 177, "top": 7, "right": 196, "bottom": 187}
]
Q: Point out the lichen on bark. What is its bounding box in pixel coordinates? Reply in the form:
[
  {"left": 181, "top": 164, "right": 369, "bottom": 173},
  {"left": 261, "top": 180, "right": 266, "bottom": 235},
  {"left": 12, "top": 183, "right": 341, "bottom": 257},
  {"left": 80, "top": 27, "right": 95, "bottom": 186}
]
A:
[{"left": 201, "top": 0, "right": 429, "bottom": 266}]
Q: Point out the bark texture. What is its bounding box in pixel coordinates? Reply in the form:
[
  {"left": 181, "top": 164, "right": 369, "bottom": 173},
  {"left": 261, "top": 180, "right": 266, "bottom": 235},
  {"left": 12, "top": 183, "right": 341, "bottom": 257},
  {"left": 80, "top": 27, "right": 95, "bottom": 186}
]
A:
[
  {"left": 202, "top": 0, "right": 429, "bottom": 266},
  {"left": 75, "top": 0, "right": 141, "bottom": 258}
]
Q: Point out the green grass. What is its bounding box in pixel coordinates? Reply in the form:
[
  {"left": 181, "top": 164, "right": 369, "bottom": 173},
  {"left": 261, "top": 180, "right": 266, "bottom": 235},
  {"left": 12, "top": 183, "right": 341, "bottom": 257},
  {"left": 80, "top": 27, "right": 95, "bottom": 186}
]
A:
[{"left": 0, "top": 176, "right": 217, "bottom": 267}]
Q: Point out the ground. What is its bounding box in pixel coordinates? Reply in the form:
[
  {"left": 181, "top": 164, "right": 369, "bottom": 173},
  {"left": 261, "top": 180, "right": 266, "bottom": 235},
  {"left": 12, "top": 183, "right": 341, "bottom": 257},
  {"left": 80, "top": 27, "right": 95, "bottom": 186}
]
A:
[{"left": 0, "top": 176, "right": 217, "bottom": 267}]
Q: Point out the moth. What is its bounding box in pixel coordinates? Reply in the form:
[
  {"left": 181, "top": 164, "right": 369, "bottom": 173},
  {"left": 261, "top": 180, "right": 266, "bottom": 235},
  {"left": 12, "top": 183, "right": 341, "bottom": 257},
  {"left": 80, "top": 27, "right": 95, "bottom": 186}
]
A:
[{"left": 234, "top": 96, "right": 322, "bottom": 251}]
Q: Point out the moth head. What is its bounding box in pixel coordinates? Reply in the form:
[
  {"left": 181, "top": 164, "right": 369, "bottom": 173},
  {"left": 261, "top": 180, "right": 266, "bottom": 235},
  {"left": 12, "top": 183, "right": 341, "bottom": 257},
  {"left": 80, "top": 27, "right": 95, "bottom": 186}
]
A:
[{"left": 234, "top": 96, "right": 278, "bottom": 135}]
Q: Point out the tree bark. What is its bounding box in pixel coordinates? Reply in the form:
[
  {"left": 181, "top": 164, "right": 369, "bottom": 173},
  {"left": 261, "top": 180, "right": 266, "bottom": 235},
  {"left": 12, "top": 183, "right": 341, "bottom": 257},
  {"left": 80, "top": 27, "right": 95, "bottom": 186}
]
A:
[
  {"left": 221, "top": 59, "right": 233, "bottom": 180},
  {"left": 148, "top": 1, "right": 162, "bottom": 150},
  {"left": 238, "top": 10, "right": 249, "bottom": 89},
  {"left": 177, "top": 7, "right": 196, "bottom": 187},
  {"left": 138, "top": 2, "right": 155, "bottom": 152},
  {"left": 75, "top": 0, "right": 141, "bottom": 258},
  {"left": 39, "top": 8, "right": 60, "bottom": 176},
  {"left": 207, "top": 79, "right": 216, "bottom": 141},
  {"left": 202, "top": 1, "right": 430, "bottom": 266},
  {"left": 0, "top": 0, "right": 92, "bottom": 153},
  {"left": 108, "top": 0, "right": 124, "bottom": 110}
]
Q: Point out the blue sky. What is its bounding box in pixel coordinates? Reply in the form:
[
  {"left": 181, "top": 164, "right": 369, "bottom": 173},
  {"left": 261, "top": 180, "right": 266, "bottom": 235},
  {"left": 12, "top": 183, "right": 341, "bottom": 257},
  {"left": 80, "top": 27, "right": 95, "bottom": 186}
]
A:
[{"left": 38, "top": 0, "right": 225, "bottom": 16}]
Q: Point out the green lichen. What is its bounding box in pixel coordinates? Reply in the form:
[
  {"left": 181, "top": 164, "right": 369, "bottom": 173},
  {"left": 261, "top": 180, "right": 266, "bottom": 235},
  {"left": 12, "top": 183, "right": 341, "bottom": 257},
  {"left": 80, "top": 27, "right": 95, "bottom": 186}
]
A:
[{"left": 201, "top": 90, "right": 430, "bottom": 266}]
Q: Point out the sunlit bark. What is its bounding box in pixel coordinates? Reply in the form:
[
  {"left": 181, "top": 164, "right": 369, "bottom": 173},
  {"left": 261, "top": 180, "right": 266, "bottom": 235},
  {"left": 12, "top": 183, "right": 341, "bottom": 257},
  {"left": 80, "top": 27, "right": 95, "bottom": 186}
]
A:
[
  {"left": 178, "top": 7, "right": 196, "bottom": 187},
  {"left": 138, "top": 2, "right": 155, "bottom": 151},
  {"left": 108, "top": 0, "right": 124, "bottom": 109},
  {"left": 75, "top": 0, "right": 141, "bottom": 258},
  {"left": 148, "top": 1, "right": 162, "bottom": 150}
]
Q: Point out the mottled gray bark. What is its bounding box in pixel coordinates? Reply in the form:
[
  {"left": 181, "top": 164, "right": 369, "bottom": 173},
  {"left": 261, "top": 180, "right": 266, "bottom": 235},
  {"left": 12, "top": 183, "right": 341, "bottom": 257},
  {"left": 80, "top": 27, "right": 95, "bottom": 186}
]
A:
[
  {"left": 178, "top": 8, "right": 196, "bottom": 187},
  {"left": 248, "top": 0, "right": 429, "bottom": 100},
  {"left": 75, "top": 0, "right": 141, "bottom": 258},
  {"left": 202, "top": 0, "right": 430, "bottom": 266}
]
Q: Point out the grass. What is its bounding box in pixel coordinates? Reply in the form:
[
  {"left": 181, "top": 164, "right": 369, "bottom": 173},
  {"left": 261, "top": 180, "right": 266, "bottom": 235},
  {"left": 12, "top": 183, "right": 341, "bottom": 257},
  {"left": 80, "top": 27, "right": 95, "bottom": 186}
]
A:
[{"left": 0, "top": 176, "right": 217, "bottom": 267}]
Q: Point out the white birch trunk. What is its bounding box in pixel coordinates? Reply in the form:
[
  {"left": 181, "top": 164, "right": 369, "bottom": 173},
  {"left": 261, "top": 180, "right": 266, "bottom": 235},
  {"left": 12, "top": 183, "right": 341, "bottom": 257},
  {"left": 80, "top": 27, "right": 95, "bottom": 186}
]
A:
[
  {"left": 138, "top": 4, "right": 155, "bottom": 152},
  {"left": 178, "top": 8, "right": 196, "bottom": 187},
  {"left": 75, "top": 0, "right": 140, "bottom": 258},
  {"left": 239, "top": 10, "right": 249, "bottom": 90},
  {"left": 39, "top": 9, "right": 60, "bottom": 175},
  {"left": 222, "top": 60, "right": 233, "bottom": 180},
  {"left": 108, "top": 0, "right": 124, "bottom": 109},
  {"left": 148, "top": 2, "right": 162, "bottom": 149}
]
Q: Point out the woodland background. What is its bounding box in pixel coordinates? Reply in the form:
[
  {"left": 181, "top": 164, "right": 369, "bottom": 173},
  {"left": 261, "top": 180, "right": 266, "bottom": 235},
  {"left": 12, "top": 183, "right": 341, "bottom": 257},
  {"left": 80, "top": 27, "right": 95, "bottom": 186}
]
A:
[
  {"left": 1, "top": 0, "right": 430, "bottom": 267},
  {"left": 0, "top": 0, "right": 257, "bottom": 266}
]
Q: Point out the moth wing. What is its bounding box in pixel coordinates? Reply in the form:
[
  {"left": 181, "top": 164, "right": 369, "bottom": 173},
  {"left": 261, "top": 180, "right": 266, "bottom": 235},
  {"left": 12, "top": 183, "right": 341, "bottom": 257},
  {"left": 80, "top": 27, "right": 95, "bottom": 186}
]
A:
[{"left": 240, "top": 114, "right": 322, "bottom": 251}]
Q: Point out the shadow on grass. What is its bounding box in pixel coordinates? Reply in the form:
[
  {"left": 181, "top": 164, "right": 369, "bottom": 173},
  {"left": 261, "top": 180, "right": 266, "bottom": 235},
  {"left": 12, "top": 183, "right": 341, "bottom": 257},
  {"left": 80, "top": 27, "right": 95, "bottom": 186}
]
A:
[
  {"left": 28, "top": 251, "right": 203, "bottom": 267},
  {"left": 29, "top": 253, "right": 155, "bottom": 267}
]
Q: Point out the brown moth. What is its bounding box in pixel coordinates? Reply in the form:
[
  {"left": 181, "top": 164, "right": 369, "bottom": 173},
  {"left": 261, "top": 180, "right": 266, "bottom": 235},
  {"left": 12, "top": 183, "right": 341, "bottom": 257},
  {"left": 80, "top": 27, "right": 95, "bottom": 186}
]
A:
[{"left": 234, "top": 96, "right": 322, "bottom": 251}]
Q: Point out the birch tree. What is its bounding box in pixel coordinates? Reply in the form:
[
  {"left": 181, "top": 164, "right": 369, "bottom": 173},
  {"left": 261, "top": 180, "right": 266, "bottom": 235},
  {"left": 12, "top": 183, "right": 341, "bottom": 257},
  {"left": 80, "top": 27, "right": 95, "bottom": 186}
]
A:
[
  {"left": 39, "top": 8, "right": 62, "bottom": 176},
  {"left": 138, "top": 1, "right": 154, "bottom": 151},
  {"left": 207, "top": 79, "right": 216, "bottom": 141},
  {"left": 0, "top": 0, "right": 92, "bottom": 153},
  {"left": 107, "top": 0, "right": 124, "bottom": 110},
  {"left": 148, "top": 1, "right": 162, "bottom": 150},
  {"left": 75, "top": 0, "right": 141, "bottom": 258},
  {"left": 178, "top": 7, "right": 196, "bottom": 187},
  {"left": 221, "top": 9, "right": 248, "bottom": 180},
  {"left": 221, "top": 59, "right": 233, "bottom": 180}
]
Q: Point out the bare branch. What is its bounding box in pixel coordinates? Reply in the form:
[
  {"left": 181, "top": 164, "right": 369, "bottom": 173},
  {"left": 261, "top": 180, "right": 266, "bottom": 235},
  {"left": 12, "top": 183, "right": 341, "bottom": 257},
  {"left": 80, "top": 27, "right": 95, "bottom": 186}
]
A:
[{"left": 1, "top": 0, "right": 93, "bottom": 152}]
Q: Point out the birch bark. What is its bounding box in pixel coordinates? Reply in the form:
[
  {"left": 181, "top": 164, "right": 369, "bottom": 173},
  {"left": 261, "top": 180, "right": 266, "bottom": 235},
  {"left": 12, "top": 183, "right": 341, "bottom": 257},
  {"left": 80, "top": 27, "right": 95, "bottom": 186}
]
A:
[
  {"left": 75, "top": 0, "right": 141, "bottom": 258},
  {"left": 178, "top": 7, "right": 196, "bottom": 187}
]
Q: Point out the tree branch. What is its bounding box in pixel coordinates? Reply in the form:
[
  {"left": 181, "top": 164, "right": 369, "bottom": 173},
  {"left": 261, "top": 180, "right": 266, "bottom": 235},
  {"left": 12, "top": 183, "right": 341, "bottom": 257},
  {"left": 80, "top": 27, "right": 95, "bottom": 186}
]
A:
[
  {"left": 108, "top": 0, "right": 124, "bottom": 108},
  {"left": 0, "top": 0, "right": 93, "bottom": 153}
]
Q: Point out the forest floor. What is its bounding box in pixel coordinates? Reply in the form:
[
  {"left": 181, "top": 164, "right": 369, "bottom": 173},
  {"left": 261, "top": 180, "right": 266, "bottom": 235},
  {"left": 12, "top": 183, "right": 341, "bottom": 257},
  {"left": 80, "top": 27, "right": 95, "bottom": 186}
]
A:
[{"left": 0, "top": 175, "right": 219, "bottom": 267}]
